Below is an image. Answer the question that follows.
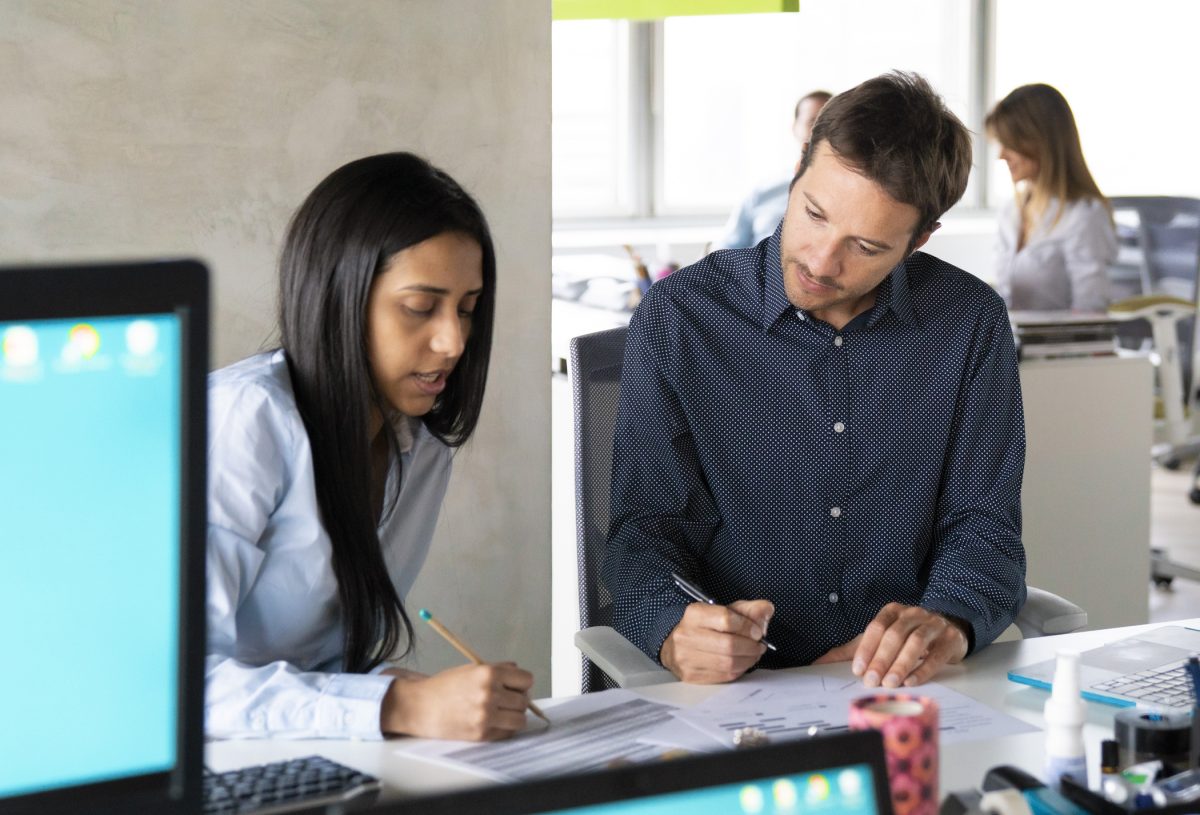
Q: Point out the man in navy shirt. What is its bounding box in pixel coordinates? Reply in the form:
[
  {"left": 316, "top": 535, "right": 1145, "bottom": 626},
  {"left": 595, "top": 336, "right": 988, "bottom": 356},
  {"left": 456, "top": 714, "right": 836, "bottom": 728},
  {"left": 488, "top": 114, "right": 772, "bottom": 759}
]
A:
[{"left": 602, "top": 72, "right": 1025, "bottom": 689}]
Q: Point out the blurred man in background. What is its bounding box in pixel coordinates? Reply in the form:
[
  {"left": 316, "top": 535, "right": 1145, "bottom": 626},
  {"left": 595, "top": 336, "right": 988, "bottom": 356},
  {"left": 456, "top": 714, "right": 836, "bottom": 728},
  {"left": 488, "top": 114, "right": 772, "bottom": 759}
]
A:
[{"left": 712, "top": 90, "right": 832, "bottom": 251}]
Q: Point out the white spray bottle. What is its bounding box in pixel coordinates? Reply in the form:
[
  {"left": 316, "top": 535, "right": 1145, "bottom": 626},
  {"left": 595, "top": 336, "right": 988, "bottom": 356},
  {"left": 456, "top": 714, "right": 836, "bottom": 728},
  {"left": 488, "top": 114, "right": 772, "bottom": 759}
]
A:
[{"left": 1043, "top": 651, "right": 1087, "bottom": 791}]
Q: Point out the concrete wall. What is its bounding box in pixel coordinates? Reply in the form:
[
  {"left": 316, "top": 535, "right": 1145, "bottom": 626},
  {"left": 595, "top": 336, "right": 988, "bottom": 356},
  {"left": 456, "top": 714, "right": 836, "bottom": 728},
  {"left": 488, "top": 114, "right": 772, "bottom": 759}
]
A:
[{"left": 1, "top": 1, "right": 552, "bottom": 689}]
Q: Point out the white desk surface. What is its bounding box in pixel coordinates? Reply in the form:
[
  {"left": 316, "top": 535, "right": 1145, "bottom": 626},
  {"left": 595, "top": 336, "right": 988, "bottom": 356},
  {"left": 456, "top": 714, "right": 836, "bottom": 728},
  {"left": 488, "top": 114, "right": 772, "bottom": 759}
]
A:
[{"left": 206, "top": 619, "right": 1194, "bottom": 805}]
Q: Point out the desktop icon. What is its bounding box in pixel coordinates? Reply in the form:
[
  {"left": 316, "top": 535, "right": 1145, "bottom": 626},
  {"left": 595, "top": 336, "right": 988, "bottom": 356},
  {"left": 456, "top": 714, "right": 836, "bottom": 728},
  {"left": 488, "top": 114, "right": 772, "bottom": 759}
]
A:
[
  {"left": 773, "top": 778, "right": 798, "bottom": 808},
  {"left": 62, "top": 323, "right": 101, "bottom": 363},
  {"left": 839, "top": 768, "right": 865, "bottom": 799},
  {"left": 739, "top": 784, "right": 766, "bottom": 814},
  {"left": 126, "top": 320, "right": 159, "bottom": 356},
  {"left": 807, "top": 773, "right": 832, "bottom": 805},
  {"left": 2, "top": 326, "right": 38, "bottom": 367}
]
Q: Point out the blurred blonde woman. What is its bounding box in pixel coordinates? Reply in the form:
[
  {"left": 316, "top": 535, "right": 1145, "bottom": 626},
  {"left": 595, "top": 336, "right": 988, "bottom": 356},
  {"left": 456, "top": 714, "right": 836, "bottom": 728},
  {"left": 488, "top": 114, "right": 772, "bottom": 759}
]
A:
[{"left": 986, "top": 83, "right": 1116, "bottom": 312}]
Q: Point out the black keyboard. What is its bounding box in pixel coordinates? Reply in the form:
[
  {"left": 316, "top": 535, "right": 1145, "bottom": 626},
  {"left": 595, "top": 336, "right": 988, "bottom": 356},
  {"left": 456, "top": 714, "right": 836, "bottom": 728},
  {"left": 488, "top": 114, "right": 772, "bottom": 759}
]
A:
[{"left": 203, "top": 755, "right": 381, "bottom": 814}]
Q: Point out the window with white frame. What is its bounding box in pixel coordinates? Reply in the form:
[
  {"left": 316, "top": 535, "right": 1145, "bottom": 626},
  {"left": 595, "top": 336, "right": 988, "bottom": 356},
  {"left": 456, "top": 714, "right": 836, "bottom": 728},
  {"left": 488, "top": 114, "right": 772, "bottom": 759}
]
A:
[
  {"left": 990, "top": 0, "right": 1200, "bottom": 206},
  {"left": 658, "top": 1, "right": 974, "bottom": 215},
  {"left": 553, "top": 1, "right": 977, "bottom": 222},
  {"left": 552, "top": 19, "right": 636, "bottom": 217}
]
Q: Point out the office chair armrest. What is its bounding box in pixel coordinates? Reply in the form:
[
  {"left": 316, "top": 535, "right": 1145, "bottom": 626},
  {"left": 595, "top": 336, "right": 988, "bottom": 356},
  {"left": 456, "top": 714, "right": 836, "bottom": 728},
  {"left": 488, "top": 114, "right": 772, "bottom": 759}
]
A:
[
  {"left": 1109, "top": 295, "right": 1195, "bottom": 321},
  {"left": 1016, "top": 586, "right": 1088, "bottom": 638},
  {"left": 574, "top": 626, "right": 678, "bottom": 689}
]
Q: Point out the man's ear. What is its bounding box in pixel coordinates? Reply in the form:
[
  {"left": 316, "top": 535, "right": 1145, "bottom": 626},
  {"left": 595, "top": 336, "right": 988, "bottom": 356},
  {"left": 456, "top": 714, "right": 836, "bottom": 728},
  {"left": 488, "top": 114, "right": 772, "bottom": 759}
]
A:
[{"left": 909, "top": 221, "right": 940, "bottom": 254}]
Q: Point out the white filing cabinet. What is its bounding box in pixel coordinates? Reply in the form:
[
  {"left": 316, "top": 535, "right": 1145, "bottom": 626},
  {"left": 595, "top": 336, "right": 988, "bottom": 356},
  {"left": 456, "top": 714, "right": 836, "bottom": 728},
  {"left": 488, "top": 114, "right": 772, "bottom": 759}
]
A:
[{"left": 1020, "top": 355, "right": 1153, "bottom": 630}]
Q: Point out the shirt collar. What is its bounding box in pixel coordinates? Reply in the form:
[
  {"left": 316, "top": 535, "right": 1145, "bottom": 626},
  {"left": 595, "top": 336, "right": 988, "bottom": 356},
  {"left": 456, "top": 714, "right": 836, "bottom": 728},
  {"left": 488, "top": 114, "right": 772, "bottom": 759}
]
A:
[
  {"left": 886, "top": 257, "right": 917, "bottom": 325},
  {"left": 759, "top": 231, "right": 918, "bottom": 330},
  {"left": 760, "top": 222, "right": 794, "bottom": 331},
  {"left": 390, "top": 413, "right": 418, "bottom": 453}
]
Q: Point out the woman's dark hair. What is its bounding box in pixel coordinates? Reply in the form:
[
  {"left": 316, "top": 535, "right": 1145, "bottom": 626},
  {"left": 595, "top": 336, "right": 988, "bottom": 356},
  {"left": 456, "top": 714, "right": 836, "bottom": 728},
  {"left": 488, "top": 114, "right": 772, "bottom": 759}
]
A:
[{"left": 278, "top": 152, "right": 496, "bottom": 673}]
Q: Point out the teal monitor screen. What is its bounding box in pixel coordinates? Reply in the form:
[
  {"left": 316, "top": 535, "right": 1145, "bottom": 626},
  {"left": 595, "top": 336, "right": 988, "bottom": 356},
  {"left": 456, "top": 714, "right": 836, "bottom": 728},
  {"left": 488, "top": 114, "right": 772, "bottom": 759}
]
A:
[
  {"left": 0, "top": 314, "right": 181, "bottom": 799},
  {"left": 541, "top": 763, "right": 880, "bottom": 815}
]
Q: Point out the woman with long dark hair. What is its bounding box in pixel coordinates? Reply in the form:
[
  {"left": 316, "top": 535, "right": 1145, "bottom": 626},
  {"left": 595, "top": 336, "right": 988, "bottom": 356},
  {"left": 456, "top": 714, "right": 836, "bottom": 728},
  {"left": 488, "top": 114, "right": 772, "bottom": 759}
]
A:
[
  {"left": 986, "top": 83, "right": 1116, "bottom": 312},
  {"left": 205, "top": 152, "right": 533, "bottom": 741}
]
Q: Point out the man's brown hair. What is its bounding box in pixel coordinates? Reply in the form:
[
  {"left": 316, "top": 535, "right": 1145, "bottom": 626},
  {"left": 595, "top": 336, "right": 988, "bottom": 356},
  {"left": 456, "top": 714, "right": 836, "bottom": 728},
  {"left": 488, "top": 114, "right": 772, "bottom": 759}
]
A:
[{"left": 795, "top": 71, "right": 972, "bottom": 244}]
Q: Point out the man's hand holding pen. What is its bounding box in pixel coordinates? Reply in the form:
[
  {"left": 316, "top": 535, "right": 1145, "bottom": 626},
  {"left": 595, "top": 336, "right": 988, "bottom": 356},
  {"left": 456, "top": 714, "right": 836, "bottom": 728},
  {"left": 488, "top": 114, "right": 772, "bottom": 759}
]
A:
[{"left": 660, "top": 599, "right": 775, "bottom": 684}]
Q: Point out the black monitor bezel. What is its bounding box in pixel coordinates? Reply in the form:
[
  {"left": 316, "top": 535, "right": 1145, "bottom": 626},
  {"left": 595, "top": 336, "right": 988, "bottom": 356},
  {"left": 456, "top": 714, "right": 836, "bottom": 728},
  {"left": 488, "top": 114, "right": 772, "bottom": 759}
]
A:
[
  {"left": 379, "top": 729, "right": 895, "bottom": 815},
  {"left": 0, "top": 260, "right": 208, "bottom": 815}
]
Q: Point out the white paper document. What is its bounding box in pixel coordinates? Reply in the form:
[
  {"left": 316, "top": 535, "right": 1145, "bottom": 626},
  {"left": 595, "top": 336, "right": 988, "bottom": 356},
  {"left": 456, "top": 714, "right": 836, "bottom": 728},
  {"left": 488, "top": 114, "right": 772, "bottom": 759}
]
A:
[
  {"left": 668, "top": 671, "right": 1036, "bottom": 748},
  {"left": 395, "top": 672, "right": 1034, "bottom": 783},
  {"left": 393, "top": 689, "right": 679, "bottom": 781}
]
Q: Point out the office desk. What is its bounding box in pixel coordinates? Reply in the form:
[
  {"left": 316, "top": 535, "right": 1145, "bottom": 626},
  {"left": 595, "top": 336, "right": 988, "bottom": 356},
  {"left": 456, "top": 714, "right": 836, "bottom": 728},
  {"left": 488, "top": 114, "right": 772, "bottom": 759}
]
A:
[{"left": 206, "top": 618, "right": 1192, "bottom": 804}]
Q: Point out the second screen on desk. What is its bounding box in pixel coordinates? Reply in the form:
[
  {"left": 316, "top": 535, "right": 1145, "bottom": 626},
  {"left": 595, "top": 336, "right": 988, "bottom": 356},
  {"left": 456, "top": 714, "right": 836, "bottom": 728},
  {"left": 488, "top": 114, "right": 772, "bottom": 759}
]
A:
[
  {"left": 0, "top": 314, "right": 181, "bottom": 798},
  {"left": 536, "top": 763, "right": 880, "bottom": 815}
]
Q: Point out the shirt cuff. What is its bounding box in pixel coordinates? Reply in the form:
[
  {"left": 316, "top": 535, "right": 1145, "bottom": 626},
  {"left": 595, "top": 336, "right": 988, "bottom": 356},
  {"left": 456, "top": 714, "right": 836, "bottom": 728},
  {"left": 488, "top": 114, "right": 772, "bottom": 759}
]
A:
[
  {"left": 919, "top": 598, "right": 978, "bottom": 656},
  {"left": 313, "top": 673, "right": 395, "bottom": 739},
  {"left": 646, "top": 601, "right": 690, "bottom": 666}
]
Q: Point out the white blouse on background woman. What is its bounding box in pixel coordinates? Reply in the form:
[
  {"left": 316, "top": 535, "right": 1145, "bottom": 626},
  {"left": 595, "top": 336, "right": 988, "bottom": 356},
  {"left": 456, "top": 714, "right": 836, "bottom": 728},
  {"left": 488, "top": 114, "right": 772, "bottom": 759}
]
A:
[{"left": 995, "top": 196, "right": 1117, "bottom": 312}]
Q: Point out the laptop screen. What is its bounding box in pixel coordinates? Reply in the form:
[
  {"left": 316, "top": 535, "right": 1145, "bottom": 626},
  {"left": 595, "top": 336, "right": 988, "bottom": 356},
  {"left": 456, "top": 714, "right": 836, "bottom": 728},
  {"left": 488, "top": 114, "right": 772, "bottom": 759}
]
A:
[
  {"left": 0, "top": 312, "right": 183, "bottom": 798},
  {"left": 536, "top": 762, "right": 880, "bottom": 815},
  {"left": 0, "top": 261, "right": 208, "bottom": 815}
]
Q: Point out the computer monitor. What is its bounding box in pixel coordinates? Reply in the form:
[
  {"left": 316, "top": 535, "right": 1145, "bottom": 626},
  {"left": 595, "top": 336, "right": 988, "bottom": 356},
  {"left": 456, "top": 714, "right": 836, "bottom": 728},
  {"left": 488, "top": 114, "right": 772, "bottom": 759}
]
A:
[
  {"left": 0, "top": 260, "right": 208, "bottom": 815},
  {"left": 386, "top": 730, "right": 894, "bottom": 815}
]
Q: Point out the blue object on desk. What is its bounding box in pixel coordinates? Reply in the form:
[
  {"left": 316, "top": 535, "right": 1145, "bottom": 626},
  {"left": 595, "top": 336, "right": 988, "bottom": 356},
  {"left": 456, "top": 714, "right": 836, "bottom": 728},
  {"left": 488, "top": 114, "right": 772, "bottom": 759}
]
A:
[{"left": 1187, "top": 656, "right": 1200, "bottom": 767}]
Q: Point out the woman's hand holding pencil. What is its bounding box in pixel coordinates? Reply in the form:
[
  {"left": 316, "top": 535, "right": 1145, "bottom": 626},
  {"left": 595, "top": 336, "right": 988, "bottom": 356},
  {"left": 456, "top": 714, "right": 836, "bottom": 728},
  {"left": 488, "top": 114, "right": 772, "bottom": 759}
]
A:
[
  {"left": 376, "top": 608, "right": 545, "bottom": 742},
  {"left": 379, "top": 661, "right": 535, "bottom": 741},
  {"left": 418, "top": 609, "right": 549, "bottom": 724}
]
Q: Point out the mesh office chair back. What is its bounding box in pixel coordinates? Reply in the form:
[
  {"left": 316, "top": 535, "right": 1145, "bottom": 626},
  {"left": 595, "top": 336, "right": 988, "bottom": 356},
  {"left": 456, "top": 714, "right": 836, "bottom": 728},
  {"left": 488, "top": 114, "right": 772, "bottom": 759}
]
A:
[
  {"left": 1109, "top": 196, "right": 1200, "bottom": 301},
  {"left": 1109, "top": 197, "right": 1200, "bottom": 394},
  {"left": 569, "top": 326, "right": 629, "bottom": 692}
]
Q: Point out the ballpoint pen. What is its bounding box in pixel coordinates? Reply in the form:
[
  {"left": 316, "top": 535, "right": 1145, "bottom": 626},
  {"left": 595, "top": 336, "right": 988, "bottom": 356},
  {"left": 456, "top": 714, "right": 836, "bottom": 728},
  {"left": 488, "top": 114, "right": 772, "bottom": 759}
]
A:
[
  {"left": 418, "top": 608, "right": 551, "bottom": 724},
  {"left": 671, "top": 572, "right": 777, "bottom": 651}
]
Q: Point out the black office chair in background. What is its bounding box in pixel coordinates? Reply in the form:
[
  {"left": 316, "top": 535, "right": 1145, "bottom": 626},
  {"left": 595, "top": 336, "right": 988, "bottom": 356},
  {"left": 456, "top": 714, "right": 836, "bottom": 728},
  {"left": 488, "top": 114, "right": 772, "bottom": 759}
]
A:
[
  {"left": 569, "top": 326, "right": 1087, "bottom": 692},
  {"left": 569, "top": 327, "right": 672, "bottom": 692}
]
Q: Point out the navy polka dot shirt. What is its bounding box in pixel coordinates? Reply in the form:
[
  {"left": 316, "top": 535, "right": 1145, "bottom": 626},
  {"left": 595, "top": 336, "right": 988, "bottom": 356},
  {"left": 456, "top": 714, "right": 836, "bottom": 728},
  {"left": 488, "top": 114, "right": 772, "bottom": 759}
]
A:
[{"left": 601, "top": 226, "right": 1027, "bottom": 669}]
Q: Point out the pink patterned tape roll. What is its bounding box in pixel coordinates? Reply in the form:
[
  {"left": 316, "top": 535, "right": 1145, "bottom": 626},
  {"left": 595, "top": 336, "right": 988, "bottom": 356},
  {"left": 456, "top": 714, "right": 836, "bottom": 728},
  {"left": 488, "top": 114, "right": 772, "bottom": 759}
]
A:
[{"left": 848, "top": 694, "right": 939, "bottom": 815}]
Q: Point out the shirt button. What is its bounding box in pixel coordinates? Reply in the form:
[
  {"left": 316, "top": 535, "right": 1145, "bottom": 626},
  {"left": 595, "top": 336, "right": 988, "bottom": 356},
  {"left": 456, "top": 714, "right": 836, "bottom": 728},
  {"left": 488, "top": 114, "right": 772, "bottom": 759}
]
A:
[
  {"left": 829, "top": 592, "right": 839, "bottom": 603},
  {"left": 830, "top": 506, "right": 842, "bottom": 518},
  {"left": 795, "top": 310, "right": 806, "bottom": 321},
  {"left": 833, "top": 421, "right": 845, "bottom": 433},
  {"left": 834, "top": 335, "right": 843, "bottom": 347}
]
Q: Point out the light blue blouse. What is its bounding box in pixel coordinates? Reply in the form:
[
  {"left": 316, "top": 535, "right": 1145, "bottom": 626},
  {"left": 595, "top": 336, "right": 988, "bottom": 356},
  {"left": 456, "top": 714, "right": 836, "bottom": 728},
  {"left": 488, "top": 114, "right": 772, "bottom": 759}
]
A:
[{"left": 205, "top": 351, "right": 452, "bottom": 739}]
